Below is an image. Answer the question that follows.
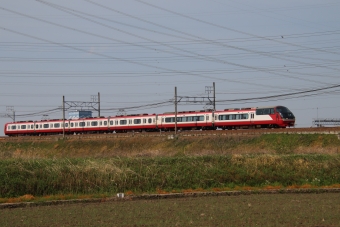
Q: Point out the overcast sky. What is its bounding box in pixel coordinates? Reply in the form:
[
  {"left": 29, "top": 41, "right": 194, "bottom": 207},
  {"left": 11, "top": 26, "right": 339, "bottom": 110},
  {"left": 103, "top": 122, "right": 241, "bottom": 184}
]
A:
[{"left": 1, "top": 0, "right": 340, "bottom": 135}]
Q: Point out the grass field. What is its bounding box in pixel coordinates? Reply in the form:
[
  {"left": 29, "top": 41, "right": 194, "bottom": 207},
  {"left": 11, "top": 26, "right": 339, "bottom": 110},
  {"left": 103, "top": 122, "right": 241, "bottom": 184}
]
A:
[
  {"left": 2, "top": 193, "right": 340, "bottom": 226},
  {"left": 1, "top": 134, "right": 340, "bottom": 226}
]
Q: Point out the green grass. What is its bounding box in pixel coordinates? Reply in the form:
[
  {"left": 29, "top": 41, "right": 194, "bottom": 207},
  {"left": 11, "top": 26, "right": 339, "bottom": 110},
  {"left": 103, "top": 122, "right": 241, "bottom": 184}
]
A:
[{"left": 1, "top": 154, "right": 340, "bottom": 198}]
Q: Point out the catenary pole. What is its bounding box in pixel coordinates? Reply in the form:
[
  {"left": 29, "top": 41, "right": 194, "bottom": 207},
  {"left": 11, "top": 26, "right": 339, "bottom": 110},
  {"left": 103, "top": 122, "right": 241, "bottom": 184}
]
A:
[
  {"left": 175, "top": 87, "right": 177, "bottom": 135},
  {"left": 213, "top": 82, "right": 216, "bottom": 111},
  {"left": 63, "top": 95, "right": 65, "bottom": 138},
  {"left": 98, "top": 92, "right": 100, "bottom": 117}
]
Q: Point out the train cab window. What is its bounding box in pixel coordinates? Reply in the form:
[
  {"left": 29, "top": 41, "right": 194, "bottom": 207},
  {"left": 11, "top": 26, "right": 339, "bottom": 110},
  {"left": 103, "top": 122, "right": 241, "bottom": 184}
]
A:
[
  {"left": 70, "top": 123, "right": 74, "bottom": 127},
  {"left": 120, "top": 120, "right": 127, "bottom": 125},
  {"left": 110, "top": 121, "right": 113, "bottom": 125},
  {"left": 148, "top": 118, "right": 152, "bottom": 124},
  {"left": 11, "top": 125, "right": 16, "bottom": 130},
  {"left": 43, "top": 124, "right": 49, "bottom": 129},
  {"left": 134, "top": 119, "right": 141, "bottom": 124},
  {"left": 91, "top": 121, "right": 98, "bottom": 126},
  {"left": 143, "top": 119, "right": 146, "bottom": 124}
]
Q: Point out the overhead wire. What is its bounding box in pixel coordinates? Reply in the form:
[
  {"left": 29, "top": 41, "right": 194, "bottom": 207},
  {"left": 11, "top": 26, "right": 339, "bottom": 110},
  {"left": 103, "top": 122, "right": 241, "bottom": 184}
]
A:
[{"left": 1, "top": 6, "right": 333, "bottom": 87}]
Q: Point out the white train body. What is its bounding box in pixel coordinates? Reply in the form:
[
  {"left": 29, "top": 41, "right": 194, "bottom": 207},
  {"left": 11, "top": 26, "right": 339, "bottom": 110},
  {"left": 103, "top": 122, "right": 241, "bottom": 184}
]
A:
[{"left": 4, "top": 106, "right": 295, "bottom": 136}]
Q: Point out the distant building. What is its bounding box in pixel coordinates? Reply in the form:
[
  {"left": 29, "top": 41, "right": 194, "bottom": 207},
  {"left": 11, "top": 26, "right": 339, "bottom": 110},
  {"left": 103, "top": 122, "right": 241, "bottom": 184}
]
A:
[{"left": 68, "top": 111, "right": 92, "bottom": 119}]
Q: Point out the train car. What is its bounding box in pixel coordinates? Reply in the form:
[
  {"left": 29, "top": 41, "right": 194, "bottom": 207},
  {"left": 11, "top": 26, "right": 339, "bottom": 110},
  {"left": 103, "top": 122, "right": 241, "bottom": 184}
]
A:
[
  {"left": 4, "top": 121, "right": 35, "bottom": 136},
  {"left": 108, "top": 114, "right": 158, "bottom": 133},
  {"left": 214, "top": 106, "right": 295, "bottom": 129},
  {"left": 157, "top": 110, "right": 214, "bottom": 131}
]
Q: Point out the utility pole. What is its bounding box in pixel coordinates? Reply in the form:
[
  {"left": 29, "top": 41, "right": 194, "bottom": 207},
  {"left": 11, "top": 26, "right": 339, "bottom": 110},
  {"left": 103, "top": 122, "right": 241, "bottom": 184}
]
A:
[{"left": 175, "top": 87, "right": 177, "bottom": 135}]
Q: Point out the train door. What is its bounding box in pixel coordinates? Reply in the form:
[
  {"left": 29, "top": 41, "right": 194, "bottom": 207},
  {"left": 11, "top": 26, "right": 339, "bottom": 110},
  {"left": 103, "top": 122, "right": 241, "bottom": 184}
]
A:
[{"left": 250, "top": 112, "right": 255, "bottom": 126}]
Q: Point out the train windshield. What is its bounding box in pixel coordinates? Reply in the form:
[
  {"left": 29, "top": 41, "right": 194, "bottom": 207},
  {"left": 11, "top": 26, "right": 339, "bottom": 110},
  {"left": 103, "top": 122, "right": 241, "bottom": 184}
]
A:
[{"left": 276, "top": 106, "right": 295, "bottom": 119}]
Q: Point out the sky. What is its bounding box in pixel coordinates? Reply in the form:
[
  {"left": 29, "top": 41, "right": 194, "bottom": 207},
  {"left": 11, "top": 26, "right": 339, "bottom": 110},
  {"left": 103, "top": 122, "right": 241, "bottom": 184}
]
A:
[{"left": 1, "top": 0, "right": 340, "bottom": 135}]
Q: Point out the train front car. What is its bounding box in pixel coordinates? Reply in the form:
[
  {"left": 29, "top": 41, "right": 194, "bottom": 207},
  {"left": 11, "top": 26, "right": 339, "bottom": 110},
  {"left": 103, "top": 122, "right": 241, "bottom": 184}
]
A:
[{"left": 275, "top": 106, "right": 295, "bottom": 127}]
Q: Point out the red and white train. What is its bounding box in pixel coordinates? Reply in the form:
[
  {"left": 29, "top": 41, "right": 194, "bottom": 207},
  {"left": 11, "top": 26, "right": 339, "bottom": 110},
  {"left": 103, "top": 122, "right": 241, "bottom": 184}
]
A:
[{"left": 4, "top": 106, "right": 295, "bottom": 136}]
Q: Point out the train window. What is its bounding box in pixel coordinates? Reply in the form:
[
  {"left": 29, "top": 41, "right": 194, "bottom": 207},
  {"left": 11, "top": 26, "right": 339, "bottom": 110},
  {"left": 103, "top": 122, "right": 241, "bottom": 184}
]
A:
[
  {"left": 43, "top": 124, "right": 49, "bottom": 129},
  {"left": 120, "top": 120, "right": 127, "bottom": 125},
  {"left": 75, "top": 122, "right": 78, "bottom": 127},
  {"left": 8, "top": 126, "right": 10, "bottom": 130},
  {"left": 31, "top": 125, "right": 33, "bottom": 129},
  {"left": 256, "top": 108, "right": 274, "bottom": 115},
  {"left": 165, "top": 117, "right": 173, "bottom": 123},
  {"left": 35, "top": 125, "right": 38, "bottom": 129},
  {"left": 79, "top": 122, "right": 85, "bottom": 127},
  {"left": 87, "top": 122, "right": 90, "bottom": 126},
  {"left": 129, "top": 120, "right": 132, "bottom": 124},
  {"left": 91, "top": 121, "right": 98, "bottom": 126},
  {"left": 148, "top": 118, "right": 152, "bottom": 124},
  {"left": 65, "top": 123, "right": 69, "bottom": 127},
  {"left": 115, "top": 120, "right": 118, "bottom": 125},
  {"left": 99, "top": 121, "right": 102, "bottom": 126},
  {"left": 11, "top": 125, "right": 16, "bottom": 130},
  {"left": 70, "top": 123, "right": 74, "bottom": 127},
  {"left": 207, "top": 116, "right": 209, "bottom": 121},
  {"left": 50, "top": 124, "right": 53, "bottom": 128},
  {"left": 197, "top": 116, "right": 204, "bottom": 121},
  {"left": 104, "top": 121, "right": 107, "bottom": 126},
  {"left": 153, "top": 118, "right": 155, "bottom": 123},
  {"left": 143, "top": 119, "right": 146, "bottom": 124},
  {"left": 39, "top": 124, "right": 42, "bottom": 128},
  {"left": 110, "top": 120, "right": 113, "bottom": 125},
  {"left": 162, "top": 118, "right": 164, "bottom": 123},
  {"left": 20, "top": 125, "right": 25, "bottom": 129},
  {"left": 134, "top": 119, "right": 141, "bottom": 124},
  {"left": 256, "top": 109, "right": 264, "bottom": 115}
]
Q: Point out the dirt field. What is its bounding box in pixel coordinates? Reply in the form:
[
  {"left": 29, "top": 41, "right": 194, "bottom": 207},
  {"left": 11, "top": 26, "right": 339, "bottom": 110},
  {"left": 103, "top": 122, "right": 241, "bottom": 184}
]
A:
[{"left": 2, "top": 192, "right": 340, "bottom": 227}]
